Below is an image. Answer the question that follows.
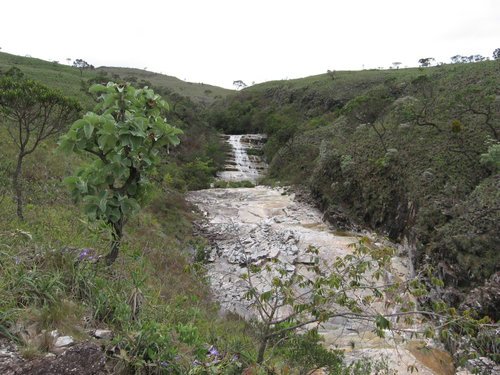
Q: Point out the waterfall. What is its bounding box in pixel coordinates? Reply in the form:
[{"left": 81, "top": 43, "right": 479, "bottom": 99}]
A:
[{"left": 217, "top": 134, "right": 267, "bottom": 183}]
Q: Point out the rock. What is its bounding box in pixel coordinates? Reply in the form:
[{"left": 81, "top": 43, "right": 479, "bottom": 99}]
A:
[
  {"left": 187, "top": 185, "right": 445, "bottom": 374},
  {"left": 93, "top": 329, "right": 113, "bottom": 340},
  {"left": 268, "top": 246, "right": 281, "bottom": 259},
  {"left": 460, "top": 272, "right": 500, "bottom": 320},
  {"left": 206, "top": 250, "right": 216, "bottom": 262},
  {"left": 294, "top": 255, "right": 317, "bottom": 265},
  {"left": 282, "top": 230, "right": 297, "bottom": 243},
  {"left": 322, "top": 207, "right": 357, "bottom": 231},
  {"left": 285, "top": 264, "right": 296, "bottom": 273},
  {"left": 465, "top": 356, "right": 500, "bottom": 374},
  {"left": 288, "top": 244, "right": 299, "bottom": 255},
  {"left": 54, "top": 336, "right": 74, "bottom": 348},
  {"left": 421, "top": 169, "right": 435, "bottom": 181}
]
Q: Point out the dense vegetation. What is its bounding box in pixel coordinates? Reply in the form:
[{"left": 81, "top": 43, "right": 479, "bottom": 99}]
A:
[{"left": 208, "top": 61, "right": 500, "bottom": 318}]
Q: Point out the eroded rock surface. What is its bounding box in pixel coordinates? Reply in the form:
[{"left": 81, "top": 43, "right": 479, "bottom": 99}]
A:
[{"left": 187, "top": 186, "right": 452, "bottom": 375}]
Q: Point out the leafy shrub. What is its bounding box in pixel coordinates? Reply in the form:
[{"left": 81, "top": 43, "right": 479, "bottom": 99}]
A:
[
  {"left": 114, "top": 321, "right": 178, "bottom": 373},
  {"left": 480, "top": 142, "right": 500, "bottom": 172},
  {"left": 212, "top": 180, "right": 255, "bottom": 189}
]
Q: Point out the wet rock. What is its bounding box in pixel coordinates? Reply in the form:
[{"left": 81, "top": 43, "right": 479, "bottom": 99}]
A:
[
  {"left": 321, "top": 207, "right": 357, "bottom": 231},
  {"left": 217, "top": 134, "right": 267, "bottom": 183}
]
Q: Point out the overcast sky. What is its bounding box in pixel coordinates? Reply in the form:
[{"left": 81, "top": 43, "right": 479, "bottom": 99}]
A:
[{"left": 1, "top": 0, "right": 498, "bottom": 89}]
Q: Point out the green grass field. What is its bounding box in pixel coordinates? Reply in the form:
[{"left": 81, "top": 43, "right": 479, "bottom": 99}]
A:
[{"left": 0, "top": 52, "right": 233, "bottom": 107}]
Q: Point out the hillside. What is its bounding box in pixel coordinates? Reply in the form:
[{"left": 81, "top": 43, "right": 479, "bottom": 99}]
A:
[
  {"left": 96, "top": 66, "right": 233, "bottom": 106},
  {"left": 0, "top": 53, "right": 255, "bottom": 373},
  {"left": 208, "top": 61, "right": 500, "bottom": 317},
  {"left": 0, "top": 52, "right": 233, "bottom": 106},
  {"left": 0, "top": 51, "right": 498, "bottom": 373}
]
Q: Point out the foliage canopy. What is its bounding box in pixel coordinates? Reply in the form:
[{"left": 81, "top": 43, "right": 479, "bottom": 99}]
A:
[
  {"left": 59, "top": 82, "right": 182, "bottom": 264},
  {"left": 0, "top": 75, "right": 81, "bottom": 219}
]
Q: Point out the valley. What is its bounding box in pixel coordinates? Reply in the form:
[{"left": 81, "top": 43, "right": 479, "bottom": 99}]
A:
[{"left": 0, "top": 51, "right": 498, "bottom": 374}]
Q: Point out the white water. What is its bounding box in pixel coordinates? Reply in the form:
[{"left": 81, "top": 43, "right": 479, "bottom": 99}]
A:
[{"left": 217, "top": 134, "right": 266, "bottom": 183}]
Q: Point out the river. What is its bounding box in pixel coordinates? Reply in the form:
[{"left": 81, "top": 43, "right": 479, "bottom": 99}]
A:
[{"left": 186, "top": 135, "right": 454, "bottom": 375}]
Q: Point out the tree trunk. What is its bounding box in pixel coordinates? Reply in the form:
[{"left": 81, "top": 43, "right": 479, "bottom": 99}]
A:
[
  {"left": 371, "top": 123, "right": 387, "bottom": 153},
  {"left": 13, "top": 153, "right": 24, "bottom": 220},
  {"left": 256, "top": 337, "right": 268, "bottom": 365},
  {"left": 105, "top": 220, "right": 123, "bottom": 266}
]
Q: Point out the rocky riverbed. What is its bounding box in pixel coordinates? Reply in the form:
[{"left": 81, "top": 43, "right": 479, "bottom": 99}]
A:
[{"left": 187, "top": 186, "right": 457, "bottom": 375}]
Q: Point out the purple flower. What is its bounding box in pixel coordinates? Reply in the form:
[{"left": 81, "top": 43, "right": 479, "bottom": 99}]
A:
[
  {"left": 78, "top": 248, "right": 95, "bottom": 261},
  {"left": 208, "top": 345, "right": 220, "bottom": 357},
  {"left": 160, "top": 361, "right": 170, "bottom": 368},
  {"left": 78, "top": 249, "right": 89, "bottom": 260}
]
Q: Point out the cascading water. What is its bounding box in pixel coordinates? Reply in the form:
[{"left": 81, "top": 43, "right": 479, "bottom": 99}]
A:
[{"left": 217, "top": 134, "right": 267, "bottom": 183}]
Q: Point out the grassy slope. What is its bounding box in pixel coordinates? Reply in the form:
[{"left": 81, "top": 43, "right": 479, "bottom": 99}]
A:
[
  {"left": 0, "top": 53, "right": 256, "bottom": 371},
  {"left": 0, "top": 52, "right": 233, "bottom": 106},
  {"left": 0, "top": 52, "right": 97, "bottom": 108},
  {"left": 97, "top": 66, "right": 233, "bottom": 105},
  {"left": 209, "top": 62, "right": 500, "bottom": 312}
]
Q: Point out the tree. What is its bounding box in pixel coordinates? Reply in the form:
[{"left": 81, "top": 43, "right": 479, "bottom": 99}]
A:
[
  {"left": 73, "top": 58, "right": 93, "bottom": 76},
  {"left": 238, "top": 238, "right": 498, "bottom": 372},
  {"left": 392, "top": 62, "right": 402, "bottom": 69},
  {"left": 59, "top": 82, "right": 183, "bottom": 265},
  {"left": 493, "top": 48, "right": 500, "bottom": 60},
  {"left": 0, "top": 76, "right": 81, "bottom": 219},
  {"left": 233, "top": 80, "right": 247, "bottom": 90},
  {"left": 418, "top": 57, "right": 435, "bottom": 67},
  {"left": 239, "top": 241, "right": 407, "bottom": 365},
  {"left": 343, "top": 91, "right": 392, "bottom": 152}
]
